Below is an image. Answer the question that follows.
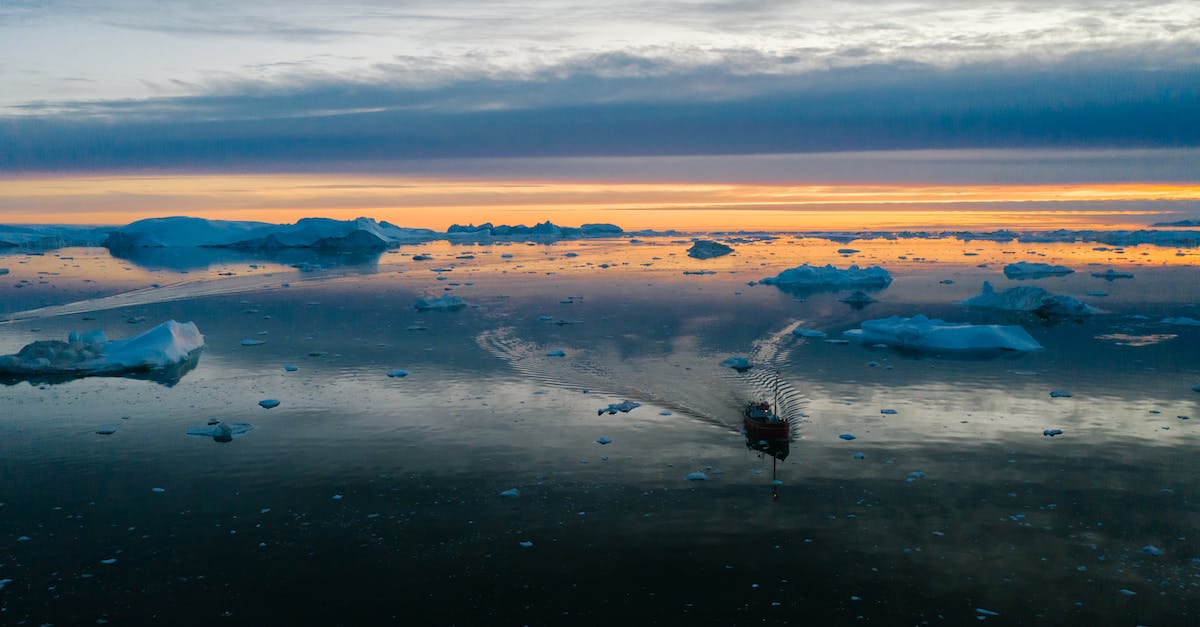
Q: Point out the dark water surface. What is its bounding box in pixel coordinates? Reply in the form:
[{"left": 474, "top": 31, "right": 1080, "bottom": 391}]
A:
[{"left": 2, "top": 238, "right": 1199, "bottom": 625}]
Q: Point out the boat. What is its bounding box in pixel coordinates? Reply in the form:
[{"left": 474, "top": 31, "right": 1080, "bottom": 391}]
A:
[{"left": 742, "top": 400, "right": 790, "bottom": 440}]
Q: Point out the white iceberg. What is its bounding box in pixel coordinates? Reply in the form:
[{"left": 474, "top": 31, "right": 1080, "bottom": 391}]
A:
[
  {"left": 414, "top": 295, "right": 467, "bottom": 311},
  {"left": 761, "top": 264, "right": 892, "bottom": 288},
  {"left": 961, "top": 281, "right": 1098, "bottom": 317},
  {"left": 1003, "top": 262, "right": 1074, "bottom": 279},
  {"left": 843, "top": 314, "right": 1042, "bottom": 352},
  {"left": 0, "top": 320, "right": 204, "bottom": 378}
]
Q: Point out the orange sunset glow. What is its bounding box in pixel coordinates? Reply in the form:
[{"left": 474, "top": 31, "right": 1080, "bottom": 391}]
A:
[{"left": 2, "top": 174, "right": 1198, "bottom": 231}]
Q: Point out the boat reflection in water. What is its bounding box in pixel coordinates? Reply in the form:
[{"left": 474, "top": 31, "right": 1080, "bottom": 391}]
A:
[{"left": 742, "top": 400, "right": 792, "bottom": 499}]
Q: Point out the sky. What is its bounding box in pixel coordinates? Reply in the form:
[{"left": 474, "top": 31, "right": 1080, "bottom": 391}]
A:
[{"left": 1, "top": 1, "right": 1198, "bottom": 227}]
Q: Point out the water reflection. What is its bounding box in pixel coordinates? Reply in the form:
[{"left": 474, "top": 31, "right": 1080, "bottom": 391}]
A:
[{"left": 108, "top": 244, "right": 385, "bottom": 272}]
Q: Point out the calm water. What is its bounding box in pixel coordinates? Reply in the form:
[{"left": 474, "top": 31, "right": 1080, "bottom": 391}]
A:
[{"left": 2, "top": 237, "right": 1199, "bottom": 625}]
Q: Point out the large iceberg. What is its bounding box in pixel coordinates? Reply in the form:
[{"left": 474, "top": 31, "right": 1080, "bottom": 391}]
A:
[
  {"left": 446, "top": 221, "right": 622, "bottom": 240},
  {"left": 0, "top": 320, "right": 204, "bottom": 383},
  {"left": 1003, "top": 262, "right": 1074, "bottom": 279},
  {"left": 961, "top": 281, "right": 1098, "bottom": 317},
  {"left": 0, "top": 224, "right": 111, "bottom": 249},
  {"left": 844, "top": 315, "right": 1042, "bottom": 352},
  {"left": 761, "top": 264, "right": 892, "bottom": 288},
  {"left": 104, "top": 216, "right": 438, "bottom": 250},
  {"left": 687, "top": 240, "right": 734, "bottom": 259}
]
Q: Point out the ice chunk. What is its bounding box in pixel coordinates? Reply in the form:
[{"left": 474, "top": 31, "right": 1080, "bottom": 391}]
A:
[
  {"left": 0, "top": 578, "right": 11, "bottom": 590},
  {"left": 498, "top": 488, "right": 520, "bottom": 497},
  {"left": 596, "top": 436, "right": 612, "bottom": 445},
  {"left": 1043, "top": 428, "right": 1064, "bottom": 437},
  {"left": 720, "top": 356, "right": 752, "bottom": 371},
  {"left": 1118, "top": 588, "right": 1136, "bottom": 596},
  {"left": 1003, "top": 262, "right": 1074, "bottom": 279},
  {"left": 686, "top": 472, "right": 708, "bottom": 481},
  {"left": 186, "top": 421, "right": 254, "bottom": 442},
  {"left": 793, "top": 328, "right": 826, "bottom": 338},
  {"left": 258, "top": 399, "right": 280, "bottom": 409},
  {"left": 386, "top": 369, "right": 409, "bottom": 377},
  {"left": 545, "top": 349, "right": 566, "bottom": 357},
  {"left": 976, "top": 608, "right": 999, "bottom": 617},
  {"left": 597, "top": 400, "right": 641, "bottom": 415},
  {"left": 100, "top": 558, "right": 118, "bottom": 565},
  {"left": 0, "top": 320, "right": 203, "bottom": 380},
  {"left": 1141, "top": 545, "right": 1163, "bottom": 556},
  {"left": 284, "top": 365, "right": 299, "bottom": 372},
  {"left": 853, "top": 452, "right": 865, "bottom": 459},
  {"left": 843, "top": 315, "right": 1042, "bottom": 352},
  {"left": 880, "top": 409, "right": 897, "bottom": 415},
  {"left": 519, "top": 540, "right": 534, "bottom": 548},
  {"left": 1091, "top": 269, "right": 1134, "bottom": 280},
  {"left": 240, "top": 339, "right": 265, "bottom": 346},
  {"left": 95, "top": 425, "right": 119, "bottom": 435},
  {"left": 961, "top": 281, "right": 1098, "bottom": 317},
  {"left": 838, "top": 433, "right": 857, "bottom": 441},
  {"left": 761, "top": 264, "right": 892, "bottom": 288},
  {"left": 687, "top": 240, "right": 734, "bottom": 259},
  {"left": 1049, "top": 390, "right": 1072, "bottom": 398},
  {"left": 414, "top": 294, "right": 467, "bottom": 311}
]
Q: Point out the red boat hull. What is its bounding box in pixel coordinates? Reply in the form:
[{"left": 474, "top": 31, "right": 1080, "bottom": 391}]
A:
[{"left": 743, "top": 415, "right": 790, "bottom": 440}]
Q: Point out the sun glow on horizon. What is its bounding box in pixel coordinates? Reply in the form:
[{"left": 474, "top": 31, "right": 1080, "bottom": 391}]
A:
[{"left": 1, "top": 174, "right": 1198, "bottom": 231}]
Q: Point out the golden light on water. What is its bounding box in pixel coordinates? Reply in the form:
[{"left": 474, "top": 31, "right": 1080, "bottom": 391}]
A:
[{"left": 1, "top": 173, "right": 1198, "bottom": 230}]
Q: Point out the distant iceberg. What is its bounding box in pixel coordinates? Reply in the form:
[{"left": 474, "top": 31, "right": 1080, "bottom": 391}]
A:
[
  {"left": 104, "top": 216, "right": 437, "bottom": 250},
  {"left": 844, "top": 314, "right": 1042, "bottom": 352},
  {"left": 0, "top": 320, "right": 204, "bottom": 382},
  {"left": 1003, "top": 262, "right": 1074, "bottom": 279},
  {"left": 761, "top": 264, "right": 892, "bottom": 288},
  {"left": 445, "top": 221, "right": 623, "bottom": 240},
  {"left": 0, "top": 224, "right": 111, "bottom": 249},
  {"left": 961, "top": 281, "right": 1098, "bottom": 317},
  {"left": 414, "top": 295, "right": 467, "bottom": 311},
  {"left": 687, "top": 240, "right": 734, "bottom": 259}
]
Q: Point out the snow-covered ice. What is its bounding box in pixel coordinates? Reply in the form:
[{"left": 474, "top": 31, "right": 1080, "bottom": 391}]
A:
[
  {"left": 761, "top": 264, "right": 892, "bottom": 288},
  {"left": 1003, "top": 262, "right": 1074, "bottom": 279},
  {"left": 961, "top": 281, "right": 1098, "bottom": 317},
  {"left": 0, "top": 320, "right": 203, "bottom": 378},
  {"left": 843, "top": 315, "right": 1042, "bottom": 352}
]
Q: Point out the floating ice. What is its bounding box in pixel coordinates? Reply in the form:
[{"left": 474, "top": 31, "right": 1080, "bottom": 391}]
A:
[
  {"left": 100, "top": 558, "right": 117, "bottom": 565},
  {"left": 187, "top": 421, "right": 254, "bottom": 442},
  {"left": 105, "top": 216, "right": 437, "bottom": 250},
  {"left": 1162, "top": 317, "right": 1200, "bottom": 326},
  {"left": 1092, "top": 269, "right": 1134, "bottom": 280},
  {"left": 546, "top": 349, "right": 566, "bottom": 357},
  {"left": 976, "top": 608, "right": 999, "bottom": 617},
  {"left": 1043, "top": 428, "right": 1064, "bottom": 437},
  {"left": 519, "top": 540, "right": 534, "bottom": 548},
  {"left": 961, "top": 281, "right": 1098, "bottom": 317},
  {"left": 414, "top": 295, "right": 467, "bottom": 311},
  {"left": 284, "top": 365, "right": 298, "bottom": 372},
  {"left": 151, "top": 487, "right": 166, "bottom": 493},
  {"left": 1049, "top": 390, "right": 1072, "bottom": 398},
  {"left": 387, "top": 369, "right": 409, "bottom": 377},
  {"left": 880, "top": 409, "right": 897, "bottom": 415},
  {"left": 596, "top": 437, "right": 613, "bottom": 445},
  {"left": 0, "top": 578, "right": 11, "bottom": 590},
  {"left": 687, "top": 240, "right": 734, "bottom": 259},
  {"left": 1003, "top": 262, "right": 1074, "bottom": 279},
  {"left": 95, "top": 425, "right": 118, "bottom": 435},
  {"left": 1118, "top": 588, "right": 1136, "bottom": 596},
  {"left": 837, "top": 248, "right": 860, "bottom": 254},
  {"left": 761, "top": 264, "right": 892, "bottom": 288},
  {"left": 258, "top": 399, "right": 280, "bottom": 409},
  {"left": 720, "top": 356, "right": 752, "bottom": 371},
  {"left": 793, "top": 328, "right": 827, "bottom": 338},
  {"left": 240, "top": 339, "right": 265, "bottom": 346},
  {"left": 499, "top": 488, "right": 520, "bottom": 497},
  {"left": 838, "top": 433, "right": 857, "bottom": 441},
  {"left": 0, "top": 320, "right": 203, "bottom": 379},
  {"left": 1141, "top": 545, "right": 1163, "bottom": 556},
  {"left": 686, "top": 472, "right": 708, "bottom": 481},
  {"left": 597, "top": 400, "right": 641, "bottom": 415},
  {"left": 843, "top": 315, "right": 1042, "bottom": 352}
]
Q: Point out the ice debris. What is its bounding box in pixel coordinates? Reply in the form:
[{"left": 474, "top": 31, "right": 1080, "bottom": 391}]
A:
[
  {"left": 687, "top": 240, "right": 734, "bottom": 259},
  {"left": 838, "top": 433, "right": 857, "bottom": 441},
  {"left": 793, "top": 328, "right": 826, "bottom": 338},
  {"left": 258, "top": 399, "right": 280, "bottom": 409},
  {"left": 760, "top": 264, "right": 892, "bottom": 288},
  {"left": 961, "top": 281, "right": 1098, "bottom": 317},
  {"left": 1003, "top": 262, "right": 1074, "bottom": 279},
  {"left": 1092, "top": 269, "right": 1134, "bottom": 280},
  {"left": 596, "top": 437, "right": 612, "bottom": 445},
  {"left": 95, "top": 425, "right": 118, "bottom": 435},
  {"left": 598, "top": 400, "right": 641, "bottom": 415},
  {"left": 686, "top": 472, "right": 708, "bottom": 481},
  {"left": 240, "top": 339, "right": 265, "bottom": 346},
  {"left": 843, "top": 315, "right": 1042, "bottom": 352},
  {"left": 1043, "top": 428, "right": 1064, "bottom": 437},
  {"left": 519, "top": 540, "right": 534, "bottom": 548},
  {"left": 546, "top": 349, "right": 566, "bottom": 357},
  {"left": 387, "top": 369, "right": 409, "bottom": 377},
  {"left": 414, "top": 295, "right": 467, "bottom": 311},
  {"left": 1141, "top": 545, "right": 1163, "bottom": 556},
  {"left": 0, "top": 320, "right": 203, "bottom": 378},
  {"left": 499, "top": 488, "right": 520, "bottom": 497},
  {"left": 1049, "top": 390, "right": 1072, "bottom": 398},
  {"left": 186, "top": 421, "right": 254, "bottom": 443},
  {"left": 720, "top": 356, "right": 752, "bottom": 371}
]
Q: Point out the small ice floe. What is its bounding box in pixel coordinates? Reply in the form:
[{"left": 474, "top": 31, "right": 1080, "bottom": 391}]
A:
[
  {"left": 1003, "top": 262, "right": 1074, "bottom": 279},
  {"left": 596, "top": 437, "right": 612, "bottom": 445},
  {"left": 837, "top": 248, "right": 860, "bottom": 255},
  {"left": 0, "top": 320, "right": 204, "bottom": 380},
  {"left": 95, "top": 424, "right": 119, "bottom": 435},
  {"left": 414, "top": 295, "right": 467, "bottom": 311},
  {"left": 843, "top": 315, "right": 1042, "bottom": 352},
  {"left": 687, "top": 240, "right": 734, "bottom": 259},
  {"left": 0, "top": 268, "right": 8, "bottom": 275},
  {"left": 1092, "top": 269, "right": 1134, "bottom": 280},
  {"left": 839, "top": 290, "right": 876, "bottom": 307},
  {"left": 151, "top": 487, "right": 166, "bottom": 493},
  {"left": 1043, "top": 428, "right": 1064, "bottom": 437},
  {"left": 100, "top": 558, "right": 117, "bottom": 565},
  {"left": 976, "top": 608, "right": 999, "bottom": 617},
  {"left": 386, "top": 369, "right": 409, "bottom": 377},
  {"left": 853, "top": 452, "right": 865, "bottom": 460},
  {"left": 331, "top": 494, "right": 344, "bottom": 500},
  {"left": 411, "top": 254, "right": 432, "bottom": 261},
  {"left": 187, "top": 421, "right": 254, "bottom": 443},
  {"left": 961, "top": 281, "right": 1098, "bottom": 317},
  {"left": 880, "top": 409, "right": 897, "bottom": 415},
  {"left": 720, "top": 356, "right": 752, "bottom": 372},
  {"left": 1118, "top": 588, "right": 1137, "bottom": 596},
  {"left": 793, "top": 328, "right": 826, "bottom": 338},
  {"left": 906, "top": 471, "right": 926, "bottom": 482},
  {"left": 545, "top": 349, "right": 566, "bottom": 357},
  {"left": 838, "top": 433, "right": 857, "bottom": 441},
  {"left": 686, "top": 471, "right": 708, "bottom": 481},
  {"left": 258, "top": 399, "right": 280, "bottom": 409},
  {"left": 1049, "top": 390, "right": 1072, "bottom": 398},
  {"left": 240, "top": 339, "right": 265, "bottom": 346},
  {"left": 0, "top": 578, "right": 11, "bottom": 590},
  {"left": 682, "top": 269, "right": 716, "bottom": 275},
  {"left": 1162, "top": 316, "right": 1200, "bottom": 327},
  {"left": 1140, "top": 545, "right": 1163, "bottom": 556},
  {"left": 760, "top": 264, "right": 892, "bottom": 288},
  {"left": 498, "top": 488, "right": 520, "bottom": 497},
  {"left": 284, "top": 365, "right": 298, "bottom": 372},
  {"left": 538, "top": 315, "right": 553, "bottom": 321},
  {"left": 519, "top": 540, "right": 534, "bottom": 548},
  {"left": 597, "top": 400, "right": 640, "bottom": 415}
]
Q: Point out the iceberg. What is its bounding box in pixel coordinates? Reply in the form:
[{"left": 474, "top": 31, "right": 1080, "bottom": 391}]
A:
[
  {"left": 1003, "top": 262, "right": 1074, "bottom": 279},
  {"left": 414, "top": 295, "right": 467, "bottom": 311},
  {"left": 961, "top": 281, "right": 1098, "bottom": 317},
  {"left": 720, "top": 356, "right": 752, "bottom": 371},
  {"left": 597, "top": 400, "right": 641, "bottom": 415},
  {"left": 843, "top": 315, "right": 1042, "bottom": 352},
  {"left": 1091, "top": 269, "right": 1134, "bottom": 280},
  {"left": 761, "top": 264, "right": 892, "bottom": 288},
  {"left": 186, "top": 421, "right": 254, "bottom": 443},
  {"left": 104, "top": 216, "right": 440, "bottom": 250},
  {"left": 687, "top": 240, "right": 734, "bottom": 259},
  {"left": 0, "top": 320, "right": 204, "bottom": 382}
]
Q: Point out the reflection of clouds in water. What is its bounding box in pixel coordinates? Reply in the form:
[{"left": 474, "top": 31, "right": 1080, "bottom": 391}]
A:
[{"left": 1094, "top": 333, "right": 1177, "bottom": 347}]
